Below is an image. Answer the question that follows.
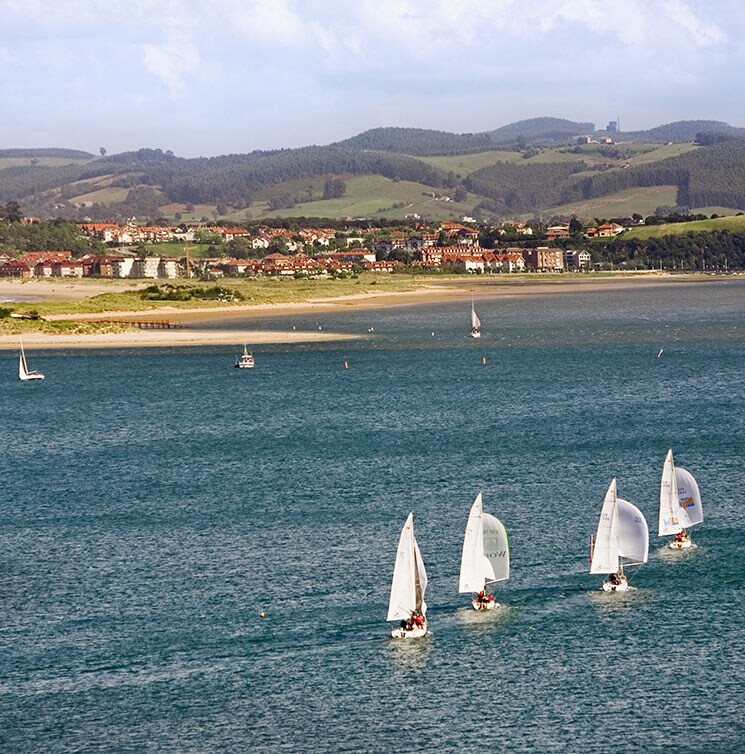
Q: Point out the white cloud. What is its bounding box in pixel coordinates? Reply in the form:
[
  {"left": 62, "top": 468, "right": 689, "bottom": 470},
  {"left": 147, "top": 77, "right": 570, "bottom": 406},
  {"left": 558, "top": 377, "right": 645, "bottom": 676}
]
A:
[
  {"left": 227, "top": 0, "right": 307, "bottom": 46},
  {"left": 142, "top": 38, "right": 201, "bottom": 98},
  {"left": 660, "top": 0, "right": 725, "bottom": 46}
]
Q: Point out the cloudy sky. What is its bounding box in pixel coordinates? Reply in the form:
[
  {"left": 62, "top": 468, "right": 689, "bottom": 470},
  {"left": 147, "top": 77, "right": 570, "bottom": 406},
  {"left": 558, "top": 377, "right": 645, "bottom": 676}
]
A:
[{"left": 1, "top": 0, "right": 743, "bottom": 157}]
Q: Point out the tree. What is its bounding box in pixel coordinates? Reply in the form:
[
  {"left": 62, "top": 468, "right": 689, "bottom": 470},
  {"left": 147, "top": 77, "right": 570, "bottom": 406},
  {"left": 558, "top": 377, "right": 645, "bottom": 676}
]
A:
[
  {"left": 99, "top": 147, "right": 107, "bottom": 157},
  {"left": 2, "top": 201, "right": 23, "bottom": 222},
  {"left": 569, "top": 217, "right": 583, "bottom": 234},
  {"left": 323, "top": 178, "right": 346, "bottom": 200}
]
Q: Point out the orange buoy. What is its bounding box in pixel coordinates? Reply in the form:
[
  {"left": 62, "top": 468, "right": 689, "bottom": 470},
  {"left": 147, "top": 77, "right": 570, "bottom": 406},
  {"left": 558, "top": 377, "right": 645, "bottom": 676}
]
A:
[
  {"left": 482, "top": 357, "right": 486, "bottom": 364},
  {"left": 344, "top": 361, "right": 348, "bottom": 369}
]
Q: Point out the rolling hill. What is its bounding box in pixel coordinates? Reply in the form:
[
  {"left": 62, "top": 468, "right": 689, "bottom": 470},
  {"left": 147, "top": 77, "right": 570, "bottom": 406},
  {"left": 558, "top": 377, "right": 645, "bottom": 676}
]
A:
[{"left": 3, "top": 118, "right": 745, "bottom": 223}]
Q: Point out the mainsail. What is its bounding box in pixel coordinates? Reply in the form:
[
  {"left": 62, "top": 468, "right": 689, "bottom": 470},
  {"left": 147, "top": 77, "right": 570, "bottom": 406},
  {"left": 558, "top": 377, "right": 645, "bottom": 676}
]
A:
[
  {"left": 659, "top": 449, "right": 693, "bottom": 535},
  {"left": 470, "top": 300, "right": 481, "bottom": 336},
  {"left": 387, "top": 513, "right": 428, "bottom": 621},
  {"left": 590, "top": 479, "right": 620, "bottom": 574},
  {"left": 459, "top": 493, "right": 509, "bottom": 592}
]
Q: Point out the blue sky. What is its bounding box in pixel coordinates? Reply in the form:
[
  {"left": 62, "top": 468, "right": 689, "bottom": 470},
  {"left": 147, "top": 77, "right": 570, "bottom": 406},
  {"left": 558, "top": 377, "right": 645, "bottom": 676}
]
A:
[{"left": 1, "top": 0, "right": 743, "bottom": 157}]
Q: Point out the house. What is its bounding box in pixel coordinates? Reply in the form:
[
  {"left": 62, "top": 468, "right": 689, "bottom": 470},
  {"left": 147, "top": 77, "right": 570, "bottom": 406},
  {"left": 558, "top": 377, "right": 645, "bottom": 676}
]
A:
[
  {"left": 522, "top": 247, "right": 565, "bottom": 271},
  {"left": 51, "top": 260, "right": 84, "bottom": 277},
  {"left": 564, "top": 250, "right": 592, "bottom": 269},
  {"left": 19, "top": 250, "right": 72, "bottom": 267},
  {"left": 158, "top": 258, "right": 180, "bottom": 278},
  {"left": 546, "top": 224, "right": 571, "bottom": 241},
  {"left": 586, "top": 223, "right": 625, "bottom": 238},
  {"left": 0, "top": 261, "right": 31, "bottom": 278},
  {"left": 111, "top": 257, "right": 135, "bottom": 278},
  {"left": 487, "top": 250, "right": 526, "bottom": 272},
  {"left": 131, "top": 257, "right": 161, "bottom": 278},
  {"left": 363, "top": 260, "right": 396, "bottom": 273}
]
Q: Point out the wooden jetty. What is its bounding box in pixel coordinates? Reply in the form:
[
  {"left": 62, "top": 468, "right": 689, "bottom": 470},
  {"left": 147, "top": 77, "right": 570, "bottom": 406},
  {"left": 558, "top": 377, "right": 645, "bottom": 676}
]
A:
[{"left": 98, "top": 319, "right": 184, "bottom": 330}]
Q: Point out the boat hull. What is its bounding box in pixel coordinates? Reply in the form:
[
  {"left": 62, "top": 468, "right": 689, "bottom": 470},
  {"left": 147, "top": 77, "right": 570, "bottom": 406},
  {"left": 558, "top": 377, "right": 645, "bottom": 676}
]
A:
[
  {"left": 235, "top": 363, "right": 254, "bottom": 369},
  {"left": 20, "top": 373, "right": 45, "bottom": 381},
  {"left": 668, "top": 537, "right": 692, "bottom": 550},
  {"left": 601, "top": 578, "right": 628, "bottom": 592},
  {"left": 471, "top": 599, "right": 497, "bottom": 611},
  {"left": 390, "top": 622, "right": 428, "bottom": 639}
]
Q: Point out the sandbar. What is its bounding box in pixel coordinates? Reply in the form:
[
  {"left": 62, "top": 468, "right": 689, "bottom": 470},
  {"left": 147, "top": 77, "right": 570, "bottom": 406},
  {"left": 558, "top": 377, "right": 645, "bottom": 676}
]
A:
[{"left": 0, "top": 273, "right": 728, "bottom": 350}]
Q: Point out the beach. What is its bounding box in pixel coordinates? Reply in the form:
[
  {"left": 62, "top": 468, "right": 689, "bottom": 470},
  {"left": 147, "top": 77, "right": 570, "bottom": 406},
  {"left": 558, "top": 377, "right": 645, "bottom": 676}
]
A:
[{"left": 0, "top": 273, "right": 719, "bottom": 349}]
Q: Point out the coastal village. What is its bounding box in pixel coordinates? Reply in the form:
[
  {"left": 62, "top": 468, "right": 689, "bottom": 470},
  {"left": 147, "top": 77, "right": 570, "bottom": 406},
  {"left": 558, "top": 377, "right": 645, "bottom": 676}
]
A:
[{"left": 0, "top": 218, "right": 607, "bottom": 280}]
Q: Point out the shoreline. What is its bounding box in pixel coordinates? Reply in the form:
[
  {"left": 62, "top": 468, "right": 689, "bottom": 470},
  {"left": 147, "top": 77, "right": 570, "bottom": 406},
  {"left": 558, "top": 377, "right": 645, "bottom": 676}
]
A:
[{"left": 0, "top": 273, "right": 728, "bottom": 350}]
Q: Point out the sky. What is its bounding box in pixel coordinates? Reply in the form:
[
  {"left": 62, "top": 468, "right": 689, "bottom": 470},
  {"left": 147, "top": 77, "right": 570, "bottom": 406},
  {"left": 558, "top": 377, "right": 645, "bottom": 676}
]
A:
[{"left": 1, "top": 0, "right": 744, "bottom": 158}]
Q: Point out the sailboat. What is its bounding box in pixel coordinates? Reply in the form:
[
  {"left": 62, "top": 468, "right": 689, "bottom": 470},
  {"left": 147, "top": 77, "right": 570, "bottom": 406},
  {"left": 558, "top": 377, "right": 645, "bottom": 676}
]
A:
[
  {"left": 18, "top": 339, "right": 44, "bottom": 381},
  {"left": 458, "top": 492, "right": 509, "bottom": 610},
  {"left": 590, "top": 478, "right": 649, "bottom": 592},
  {"left": 234, "top": 344, "right": 255, "bottom": 369},
  {"left": 470, "top": 297, "right": 481, "bottom": 338},
  {"left": 387, "top": 512, "right": 428, "bottom": 638},
  {"left": 659, "top": 449, "right": 703, "bottom": 549}
]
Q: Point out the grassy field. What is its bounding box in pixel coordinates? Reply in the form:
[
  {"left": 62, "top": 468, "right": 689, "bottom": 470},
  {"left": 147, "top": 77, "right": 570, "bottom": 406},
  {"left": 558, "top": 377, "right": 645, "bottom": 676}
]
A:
[
  {"left": 537, "top": 185, "right": 679, "bottom": 220},
  {"left": 0, "top": 156, "right": 94, "bottom": 169},
  {"left": 621, "top": 214, "right": 745, "bottom": 239},
  {"left": 251, "top": 175, "right": 478, "bottom": 220},
  {"left": 70, "top": 186, "right": 131, "bottom": 205},
  {"left": 5, "top": 275, "right": 432, "bottom": 319}
]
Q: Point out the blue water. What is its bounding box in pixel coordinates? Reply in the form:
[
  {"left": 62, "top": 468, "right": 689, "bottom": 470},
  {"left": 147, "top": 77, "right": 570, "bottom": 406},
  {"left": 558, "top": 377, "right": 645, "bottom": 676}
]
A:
[{"left": 2, "top": 280, "right": 745, "bottom": 753}]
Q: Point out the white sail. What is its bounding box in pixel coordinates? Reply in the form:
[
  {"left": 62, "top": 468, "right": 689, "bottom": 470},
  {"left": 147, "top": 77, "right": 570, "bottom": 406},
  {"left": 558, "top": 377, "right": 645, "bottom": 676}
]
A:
[
  {"left": 387, "top": 513, "right": 427, "bottom": 621},
  {"left": 470, "top": 300, "right": 481, "bottom": 336},
  {"left": 617, "top": 498, "right": 649, "bottom": 564},
  {"left": 482, "top": 512, "right": 509, "bottom": 583},
  {"left": 659, "top": 449, "right": 692, "bottom": 535},
  {"left": 590, "top": 479, "right": 620, "bottom": 574},
  {"left": 18, "top": 339, "right": 44, "bottom": 381},
  {"left": 471, "top": 305, "right": 480, "bottom": 331},
  {"left": 675, "top": 467, "right": 703, "bottom": 527},
  {"left": 458, "top": 494, "right": 510, "bottom": 592}
]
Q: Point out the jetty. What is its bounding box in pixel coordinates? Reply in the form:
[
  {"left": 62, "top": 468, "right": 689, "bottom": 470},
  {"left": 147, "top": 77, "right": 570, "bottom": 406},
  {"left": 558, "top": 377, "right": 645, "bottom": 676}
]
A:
[{"left": 97, "top": 319, "right": 184, "bottom": 330}]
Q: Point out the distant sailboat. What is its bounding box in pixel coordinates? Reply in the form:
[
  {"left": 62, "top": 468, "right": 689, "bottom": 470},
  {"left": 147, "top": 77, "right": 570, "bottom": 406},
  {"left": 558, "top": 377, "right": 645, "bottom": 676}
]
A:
[
  {"left": 470, "top": 297, "right": 481, "bottom": 338},
  {"left": 234, "top": 344, "right": 255, "bottom": 369},
  {"left": 590, "top": 478, "right": 649, "bottom": 592},
  {"left": 458, "top": 492, "right": 509, "bottom": 610},
  {"left": 659, "top": 449, "right": 703, "bottom": 549},
  {"left": 387, "top": 512, "right": 428, "bottom": 638},
  {"left": 18, "top": 339, "right": 44, "bottom": 381}
]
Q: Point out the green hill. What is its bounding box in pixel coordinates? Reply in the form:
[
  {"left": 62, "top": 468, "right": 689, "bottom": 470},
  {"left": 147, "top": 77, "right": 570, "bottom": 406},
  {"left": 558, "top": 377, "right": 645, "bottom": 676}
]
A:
[
  {"left": 485, "top": 117, "right": 595, "bottom": 144},
  {"left": 5, "top": 118, "right": 745, "bottom": 222}
]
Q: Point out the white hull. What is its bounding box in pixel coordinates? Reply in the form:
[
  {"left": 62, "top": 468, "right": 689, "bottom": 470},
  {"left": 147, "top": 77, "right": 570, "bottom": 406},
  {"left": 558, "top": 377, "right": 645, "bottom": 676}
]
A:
[
  {"left": 601, "top": 576, "right": 628, "bottom": 592},
  {"left": 20, "top": 372, "right": 44, "bottom": 381},
  {"left": 391, "top": 621, "right": 428, "bottom": 639},
  {"left": 471, "top": 598, "right": 497, "bottom": 611},
  {"left": 470, "top": 331, "right": 481, "bottom": 338},
  {"left": 235, "top": 362, "right": 254, "bottom": 369},
  {"left": 668, "top": 537, "right": 692, "bottom": 550}
]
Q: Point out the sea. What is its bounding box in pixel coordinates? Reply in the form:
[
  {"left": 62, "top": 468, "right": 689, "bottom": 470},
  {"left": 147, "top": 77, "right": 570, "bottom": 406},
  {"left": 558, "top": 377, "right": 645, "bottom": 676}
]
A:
[{"left": 1, "top": 278, "right": 744, "bottom": 753}]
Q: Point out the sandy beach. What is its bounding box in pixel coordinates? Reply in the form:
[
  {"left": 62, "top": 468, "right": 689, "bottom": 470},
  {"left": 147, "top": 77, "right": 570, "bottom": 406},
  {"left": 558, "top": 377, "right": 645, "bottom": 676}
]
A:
[{"left": 0, "top": 273, "right": 721, "bottom": 349}]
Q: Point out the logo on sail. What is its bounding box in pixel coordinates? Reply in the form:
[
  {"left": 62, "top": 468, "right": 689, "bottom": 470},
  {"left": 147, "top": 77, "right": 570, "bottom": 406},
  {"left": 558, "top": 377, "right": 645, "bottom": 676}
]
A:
[{"left": 680, "top": 496, "right": 694, "bottom": 509}]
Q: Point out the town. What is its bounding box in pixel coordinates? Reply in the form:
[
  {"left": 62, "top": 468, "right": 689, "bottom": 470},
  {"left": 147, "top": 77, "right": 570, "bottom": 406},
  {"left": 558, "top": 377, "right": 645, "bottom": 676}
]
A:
[{"left": 0, "top": 218, "right": 615, "bottom": 280}]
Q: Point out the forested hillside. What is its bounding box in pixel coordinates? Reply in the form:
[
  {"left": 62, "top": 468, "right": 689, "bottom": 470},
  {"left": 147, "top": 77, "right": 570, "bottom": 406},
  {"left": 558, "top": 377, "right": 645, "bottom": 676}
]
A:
[
  {"left": 622, "top": 120, "right": 745, "bottom": 143},
  {"left": 4, "top": 117, "right": 745, "bottom": 221},
  {"left": 464, "top": 161, "right": 587, "bottom": 213},
  {"left": 485, "top": 117, "right": 594, "bottom": 144},
  {"left": 559, "top": 139, "right": 745, "bottom": 210},
  {"left": 331, "top": 128, "right": 496, "bottom": 155}
]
